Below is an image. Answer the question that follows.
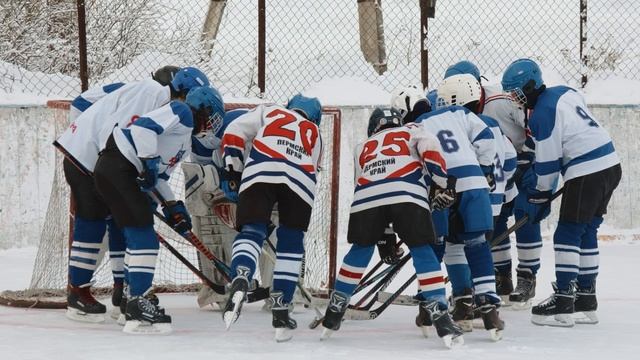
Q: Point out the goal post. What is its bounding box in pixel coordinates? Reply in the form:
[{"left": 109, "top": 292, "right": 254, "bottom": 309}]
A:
[{"left": 0, "top": 101, "right": 341, "bottom": 308}]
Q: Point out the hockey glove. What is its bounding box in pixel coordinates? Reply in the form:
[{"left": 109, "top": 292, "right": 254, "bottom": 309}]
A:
[
  {"left": 162, "top": 200, "right": 192, "bottom": 233},
  {"left": 377, "top": 230, "right": 404, "bottom": 265},
  {"left": 137, "top": 156, "right": 161, "bottom": 192},
  {"left": 220, "top": 169, "right": 242, "bottom": 203},
  {"left": 480, "top": 165, "right": 496, "bottom": 192},
  {"left": 524, "top": 189, "right": 552, "bottom": 224},
  {"left": 432, "top": 188, "right": 456, "bottom": 211}
]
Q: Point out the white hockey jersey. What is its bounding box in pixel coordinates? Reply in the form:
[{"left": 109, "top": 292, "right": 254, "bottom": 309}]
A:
[
  {"left": 478, "top": 115, "right": 518, "bottom": 216},
  {"left": 529, "top": 86, "right": 620, "bottom": 192},
  {"left": 113, "top": 101, "right": 194, "bottom": 201},
  {"left": 221, "top": 105, "right": 322, "bottom": 207},
  {"left": 55, "top": 78, "right": 170, "bottom": 173},
  {"left": 482, "top": 84, "right": 527, "bottom": 152},
  {"left": 416, "top": 106, "right": 497, "bottom": 192},
  {"left": 351, "top": 123, "right": 448, "bottom": 214},
  {"left": 69, "top": 82, "right": 125, "bottom": 121}
]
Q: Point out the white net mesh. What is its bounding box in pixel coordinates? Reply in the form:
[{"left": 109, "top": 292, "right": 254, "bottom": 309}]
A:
[{"left": 1, "top": 103, "right": 339, "bottom": 307}]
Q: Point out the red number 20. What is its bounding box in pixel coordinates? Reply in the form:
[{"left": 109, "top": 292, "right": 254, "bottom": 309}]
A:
[
  {"left": 263, "top": 109, "right": 318, "bottom": 155},
  {"left": 358, "top": 131, "right": 410, "bottom": 168}
]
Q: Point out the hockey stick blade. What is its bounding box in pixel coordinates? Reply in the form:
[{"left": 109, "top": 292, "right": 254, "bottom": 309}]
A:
[
  {"left": 346, "top": 274, "right": 417, "bottom": 320},
  {"left": 376, "top": 292, "right": 420, "bottom": 306}
]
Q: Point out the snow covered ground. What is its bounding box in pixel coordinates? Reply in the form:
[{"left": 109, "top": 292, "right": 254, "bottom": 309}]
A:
[{"left": 1, "top": 239, "right": 639, "bottom": 360}]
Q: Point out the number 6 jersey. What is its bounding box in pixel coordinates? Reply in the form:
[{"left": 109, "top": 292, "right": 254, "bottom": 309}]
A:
[
  {"left": 221, "top": 104, "right": 323, "bottom": 207},
  {"left": 351, "top": 123, "right": 448, "bottom": 214}
]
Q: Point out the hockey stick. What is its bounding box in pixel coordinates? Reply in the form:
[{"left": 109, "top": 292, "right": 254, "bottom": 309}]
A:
[
  {"left": 355, "top": 239, "right": 406, "bottom": 291},
  {"left": 344, "top": 273, "right": 417, "bottom": 320},
  {"left": 489, "top": 187, "right": 564, "bottom": 248},
  {"left": 351, "top": 253, "right": 410, "bottom": 311}
]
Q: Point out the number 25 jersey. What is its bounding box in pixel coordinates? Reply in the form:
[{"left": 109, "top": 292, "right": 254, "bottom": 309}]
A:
[{"left": 221, "top": 104, "right": 323, "bottom": 207}]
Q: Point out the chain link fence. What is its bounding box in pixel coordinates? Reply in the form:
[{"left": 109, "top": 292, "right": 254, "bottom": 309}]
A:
[{"left": 0, "top": 1, "right": 638, "bottom": 102}]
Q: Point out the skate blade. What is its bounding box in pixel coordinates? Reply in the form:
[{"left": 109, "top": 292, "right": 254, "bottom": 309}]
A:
[
  {"left": 441, "top": 334, "right": 464, "bottom": 349},
  {"left": 110, "top": 307, "right": 122, "bottom": 320},
  {"left": 488, "top": 328, "right": 503, "bottom": 341},
  {"left": 117, "top": 314, "right": 126, "bottom": 326},
  {"left": 531, "top": 314, "right": 575, "bottom": 327},
  {"left": 122, "top": 320, "right": 172, "bottom": 335},
  {"left": 509, "top": 299, "right": 532, "bottom": 311},
  {"left": 320, "top": 328, "right": 334, "bottom": 341},
  {"left": 574, "top": 311, "right": 599, "bottom": 325},
  {"left": 65, "top": 308, "right": 105, "bottom": 323},
  {"left": 419, "top": 325, "right": 431, "bottom": 338},
  {"left": 275, "top": 328, "right": 293, "bottom": 342},
  {"left": 223, "top": 291, "right": 246, "bottom": 330},
  {"left": 308, "top": 316, "right": 323, "bottom": 330},
  {"left": 455, "top": 320, "right": 473, "bottom": 332}
]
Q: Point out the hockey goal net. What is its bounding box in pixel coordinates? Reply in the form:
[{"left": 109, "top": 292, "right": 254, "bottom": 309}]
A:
[{"left": 0, "top": 101, "right": 340, "bottom": 308}]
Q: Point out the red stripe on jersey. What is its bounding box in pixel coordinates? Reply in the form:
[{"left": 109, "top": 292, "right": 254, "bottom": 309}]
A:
[
  {"left": 339, "top": 268, "right": 364, "bottom": 280},
  {"left": 484, "top": 94, "right": 513, "bottom": 104},
  {"left": 252, "top": 139, "right": 286, "bottom": 160},
  {"left": 356, "top": 177, "right": 371, "bottom": 186},
  {"left": 422, "top": 150, "right": 447, "bottom": 171},
  {"left": 418, "top": 276, "right": 444, "bottom": 286},
  {"left": 386, "top": 161, "right": 423, "bottom": 179},
  {"left": 221, "top": 134, "right": 245, "bottom": 150}
]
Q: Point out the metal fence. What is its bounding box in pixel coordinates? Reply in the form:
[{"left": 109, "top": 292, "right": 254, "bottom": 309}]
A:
[{"left": 0, "top": 1, "right": 638, "bottom": 102}]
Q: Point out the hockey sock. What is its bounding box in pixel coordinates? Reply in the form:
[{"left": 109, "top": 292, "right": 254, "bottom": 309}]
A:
[
  {"left": 410, "top": 245, "right": 446, "bottom": 305},
  {"left": 431, "top": 238, "right": 446, "bottom": 263},
  {"left": 230, "top": 222, "right": 268, "bottom": 279},
  {"left": 272, "top": 226, "right": 304, "bottom": 304},
  {"left": 443, "top": 242, "right": 472, "bottom": 296},
  {"left": 577, "top": 216, "right": 603, "bottom": 289},
  {"left": 491, "top": 209, "right": 512, "bottom": 274},
  {"left": 335, "top": 244, "right": 375, "bottom": 296},
  {"left": 464, "top": 234, "right": 499, "bottom": 303},
  {"left": 123, "top": 225, "right": 159, "bottom": 297},
  {"left": 554, "top": 221, "right": 588, "bottom": 291},
  {"left": 514, "top": 209, "right": 543, "bottom": 275},
  {"left": 69, "top": 216, "right": 107, "bottom": 287},
  {"left": 107, "top": 217, "right": 126, "bottom": 285}
]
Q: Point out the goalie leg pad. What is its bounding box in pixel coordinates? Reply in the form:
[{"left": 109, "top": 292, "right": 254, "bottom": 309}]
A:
[
  {"left": 123, "top": 225, "right": 159, "bottom": 297},
  {"left": 272, "top": 226, "right": 305, "bottom": 303},
  {"left": 69, "top": 216, "right": 107, "bottom": 287}
]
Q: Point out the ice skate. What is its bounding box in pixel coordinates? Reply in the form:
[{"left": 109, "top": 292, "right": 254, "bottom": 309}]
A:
[
  {"left": 123, "top": 296, "right": 172, "bottom": 334},
  {"left": 531, "top": 282, "right": 575, "bottom": 327},
  {"left": 415, "top": 299, "right": 433, "bottom": 338},
  {"left": 421, "top": 300, "right": 464, "bottom": 348},
  {"left": 510, "top": 270, "right": 536, "bottom": 310},
  {"left": 320, "top": 290, "right": 350, "bottom": 341},
  {"left": 495, "top": 271, "right": 513, "bottom": 306},
  {"left": 65, "top": 284, "right": 107, "bottom": 323},
  {"left": 222, "top": 266, "right": 250, "bottom": 330},
  {"left": 110, "top": 282, "right": 124, "bottom": 320},
  {"left": 270, "top": 291, "right": 297, "bottom": 342},
  {"left": 477, "top": 295, "right": 505, "bottom": 341},
  {"left": 450, "top": 288, "right": 474, "bottom": 332},
  {"left": 574, "top": 285, "right": 598, "bottom": 325}
]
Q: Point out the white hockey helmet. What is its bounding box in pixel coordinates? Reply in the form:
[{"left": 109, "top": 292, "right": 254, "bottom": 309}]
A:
[
  {"left": 436, "top": 73, "right": 482, "bottom": 109},
  {"left": 390, "top": 84, "right": 427, "bottom": 120}
]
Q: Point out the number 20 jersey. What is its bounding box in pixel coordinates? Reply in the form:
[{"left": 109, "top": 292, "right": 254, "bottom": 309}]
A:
[
  {"left": 221, "top": 104, "right": 323, "bottom": 207},
  {"left": 351, "top": 124, "right": 448, "bottom": 214},
  {"left": 416, "top": 106, "right": 497, "bottom": 192}
]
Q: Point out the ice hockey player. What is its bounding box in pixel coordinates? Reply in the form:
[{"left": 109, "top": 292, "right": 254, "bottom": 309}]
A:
[
  {"left": 92, "top": 85, "right": 225, "bottom": 334},
  {"left": 320, "top": 107, "right": 462, "bottom": 348},
  {"left": 442, "top": 60, "right": 542, "bottom": 308},
  {"left": 220, "top": 94, "right": 323, "bottom": 342},
  {"left": 54, "top": 66, "right": 207, "bottom": 323},
  {"left": 502, "top": 58, "right": 621, "bottom": 327},
  {"left": 395, "top": 82, "right": 505, "bottom": 340}
]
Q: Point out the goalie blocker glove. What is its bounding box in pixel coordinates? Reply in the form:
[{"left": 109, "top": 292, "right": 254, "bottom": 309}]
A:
[{"left": 162, "top": 200, "right": 192, "bottom": 233}]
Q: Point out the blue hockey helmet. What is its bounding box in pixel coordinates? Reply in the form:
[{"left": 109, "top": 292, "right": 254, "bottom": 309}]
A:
[
  {"left": 367, "top": 106, "right": 403, "bottom": 137},
  {"left": 444, "top": 60, "right": 481, "bottom": 82},
  {"left": 501, "top": 58, "right": 545, "bottom": 108},
  {"left": 215, "top": 108, "right": 249, "bottom": 138},
  {"left": 287, "top": 93, "right": 322, "bottom": 125},
  {"left": 186, "top": 86, "right": 225, "bottom": 134},
  {"left": 171, "top": 67, "right": 210, "bottom": 95}
]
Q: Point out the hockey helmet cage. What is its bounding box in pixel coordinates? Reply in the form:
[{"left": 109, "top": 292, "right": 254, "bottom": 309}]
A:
[{"left": 186, "top": 86, "right": 225, "bottom": 134}]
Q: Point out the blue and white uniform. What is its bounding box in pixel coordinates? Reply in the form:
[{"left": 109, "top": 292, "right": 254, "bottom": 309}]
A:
[
  {"left": 113, "top": 101, "right": 194, "bottom": 202},
  {"left": 69, "top": 82, "right": 125, "bottom": 121},
  {"left": 529, "top": 86, "right": 620, "bottom": 192}
]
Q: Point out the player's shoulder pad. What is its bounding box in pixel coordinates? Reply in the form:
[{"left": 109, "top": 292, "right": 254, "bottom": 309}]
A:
[
  {"left": 103, "top": 82, "right": 125, "bottom": 94},
  {"left": 478, "top": 114, "right": 500, "bottom": 128},
  {"left": 529, "top": 86, "right": 574, "bottom": 141},
  {"left": 170, "top": 101, "right": 194, "bottom": 128}
]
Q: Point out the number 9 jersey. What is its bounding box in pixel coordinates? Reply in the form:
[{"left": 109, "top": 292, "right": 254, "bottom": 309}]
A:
[
  {"left": 351, "top": 123, "right": 448, "bottom": 214},
  {"left": 220, "top": 104, "right": 323, "bottom": 207},
  {"left": 416, "top": 106, "right": 497, "bottom": 192}
]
